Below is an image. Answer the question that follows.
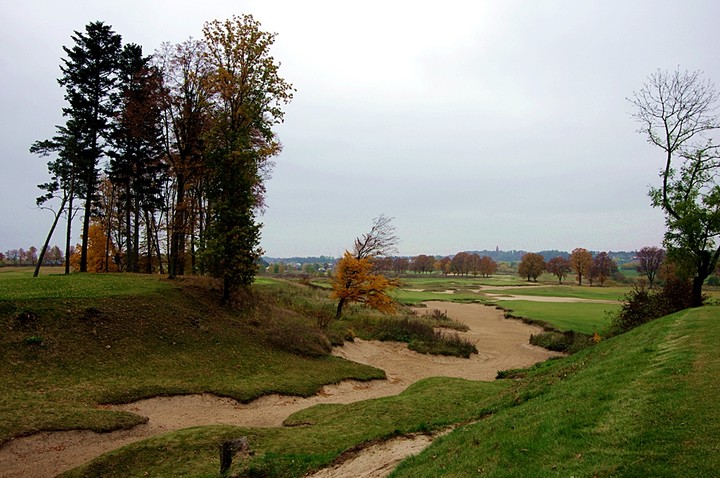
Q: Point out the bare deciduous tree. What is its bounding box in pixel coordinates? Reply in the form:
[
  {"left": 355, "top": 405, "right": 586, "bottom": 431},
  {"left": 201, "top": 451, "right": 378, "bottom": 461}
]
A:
[
  {"left": 629, "top": 68, "right": 720, "bottom": 306},
  {"left": 636, "top": 246, "right": 665, "bottom": 287},
  {"left": 352, "top": 214, "right": 399, "bottom": 260}
]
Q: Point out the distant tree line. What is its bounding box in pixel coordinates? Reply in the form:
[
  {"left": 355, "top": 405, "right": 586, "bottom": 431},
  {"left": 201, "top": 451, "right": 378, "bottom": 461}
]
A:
[
  {"left": 0, "top": 246, "right": 64, "bottom": 267},
  {"left": 31, "top": 16, "right": 293, "bottom": 302}
]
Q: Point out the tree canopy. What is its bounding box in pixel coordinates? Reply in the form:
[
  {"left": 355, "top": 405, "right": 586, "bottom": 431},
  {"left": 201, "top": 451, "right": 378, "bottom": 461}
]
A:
[
  {"left": 518, "top": 252, "right": 545, "bottom": 282},
  {"left": 569, "top": 248, "right": 593, "bottom": 286}
]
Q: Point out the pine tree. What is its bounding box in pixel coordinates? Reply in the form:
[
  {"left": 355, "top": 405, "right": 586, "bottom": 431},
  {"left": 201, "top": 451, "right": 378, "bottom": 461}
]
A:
[
  {"left": 58, "top": 21, "right": 122, "bottom": 272},
  {"left": 109, "top": 43, "right": 166, "bottom": 272}
]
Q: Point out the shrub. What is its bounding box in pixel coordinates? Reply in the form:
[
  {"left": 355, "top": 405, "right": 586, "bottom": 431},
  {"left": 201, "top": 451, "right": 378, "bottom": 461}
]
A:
[
  {"left": 417, "top": 308, "right": 470, "bottom": 332},
  {"left": 409, "top": 330, "right": 478, "bottom": 358},
  {"left": 610, "top": 278, "right": 699, "bottom": 334},
  {"left": 260, "top": 310, "right": 332, "bottom": 357},
  {"left": 529, "top": 330, "right": 593, "bottom": 354},
  {"left": 353, "top": 316, "right": 477, "bottom": 358}
]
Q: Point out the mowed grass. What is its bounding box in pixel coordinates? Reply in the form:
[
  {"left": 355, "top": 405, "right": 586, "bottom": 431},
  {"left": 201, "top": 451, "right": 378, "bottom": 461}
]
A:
[
  {"left": 499, "top": 300, "right": 619, "bottom": 335},
  {"left": 482, "top": 284, "right": 627, "bottom": 302},
  {"left": 0, "top": 271, "right": 384, "bottom": 445},
  {"left": 395, "top": 276, "right": 626, "bottom": 334},
  {"left": 392, "top": 305, "right": 720, "bottom": 478},
  {"left": 0, "top": 267, "right": 171, "bottom": 299}
]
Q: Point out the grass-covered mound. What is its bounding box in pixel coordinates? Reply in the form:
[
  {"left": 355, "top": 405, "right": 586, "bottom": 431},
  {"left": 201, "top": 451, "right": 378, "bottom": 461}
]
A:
[
  {"left": 62, "top": 304, "right": 720, "bottom": 477},
  {"left": 0, "top": 271, "right": 385, "bottom": 444}
]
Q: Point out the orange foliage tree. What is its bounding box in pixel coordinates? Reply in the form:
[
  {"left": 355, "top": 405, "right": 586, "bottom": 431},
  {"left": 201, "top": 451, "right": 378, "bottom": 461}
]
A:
[
  {"left": 331, "top": 252, "right": 400, "bottom": 320},
  {"left": 69, "top": 219, "right": 120, "bottom": 273},
  {"left": 331, "top": 215, "right": 400, "bottom": 320},
  {"left": 518, "top": 252, "right": 546, "bottom": 282}
]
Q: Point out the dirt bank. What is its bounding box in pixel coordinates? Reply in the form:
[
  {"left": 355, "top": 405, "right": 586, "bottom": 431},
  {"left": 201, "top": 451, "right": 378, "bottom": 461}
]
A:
[{"left": 0, "top": 302, "right": 561, "bottom": 478}]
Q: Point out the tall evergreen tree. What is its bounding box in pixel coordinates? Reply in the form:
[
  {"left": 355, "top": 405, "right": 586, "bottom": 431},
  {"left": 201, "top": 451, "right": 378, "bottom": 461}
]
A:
[
  {"left": 58, "top": 21, "right": 122, "bottom": 272},
  {"left": 109, "top": 43, "right": 166, "bottom": 272}
]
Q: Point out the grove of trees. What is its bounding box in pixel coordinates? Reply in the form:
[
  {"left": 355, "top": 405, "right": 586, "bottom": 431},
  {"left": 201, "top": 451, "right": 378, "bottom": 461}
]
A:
[{"left": 31, "top": 16, "right": 293, "bottom": 303}]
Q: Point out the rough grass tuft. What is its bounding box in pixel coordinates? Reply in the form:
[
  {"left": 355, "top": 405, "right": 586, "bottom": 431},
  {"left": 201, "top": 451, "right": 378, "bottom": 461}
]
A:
[{"left": 352, "top": 316, "right": 477, "bottom": 358}]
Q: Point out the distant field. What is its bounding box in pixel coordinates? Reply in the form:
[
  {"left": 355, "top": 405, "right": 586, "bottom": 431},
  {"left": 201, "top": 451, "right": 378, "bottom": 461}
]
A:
[
  {"left": 401, "top": 275, "right": 529, "bottom": 289},
  {"left": 396, "top": 276, "right": 627, "bottom": 334}
]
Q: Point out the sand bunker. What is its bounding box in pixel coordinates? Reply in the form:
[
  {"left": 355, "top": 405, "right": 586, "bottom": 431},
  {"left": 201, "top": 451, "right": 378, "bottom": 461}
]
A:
[{"left": 0, "top": 302, "right": 561, "bottom": 478}]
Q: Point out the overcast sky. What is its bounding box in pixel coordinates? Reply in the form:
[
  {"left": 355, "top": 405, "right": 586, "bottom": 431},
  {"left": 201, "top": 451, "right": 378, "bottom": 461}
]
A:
[{"left": 2, "top": 0, "right": 719, "bottom": 258}]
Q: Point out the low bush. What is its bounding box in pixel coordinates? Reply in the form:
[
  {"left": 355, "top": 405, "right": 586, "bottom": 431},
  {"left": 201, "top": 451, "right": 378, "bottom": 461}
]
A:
[
  {"left": 259, "top": 308, "right": 332, "bottom": 357},
  {"left": 610, "top": 278, "right": 699, "bottom": 334},
  {"left": 529, "top": 330, "right": 593, "bottom": 354},
  {"left": 353, "top": 316, "right": 477, "bottom": 358},
  {"left": 416, "top": 308, "right": 470, "bottom": 331},
  {"left": 409, "top": 330, "right": 478, "bottom": 358}
]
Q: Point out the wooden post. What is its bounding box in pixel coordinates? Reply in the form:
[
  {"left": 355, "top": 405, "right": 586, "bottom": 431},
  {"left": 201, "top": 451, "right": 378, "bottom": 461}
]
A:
[{"left": 219, "top": 436, "right": 250, "bottom": 475}]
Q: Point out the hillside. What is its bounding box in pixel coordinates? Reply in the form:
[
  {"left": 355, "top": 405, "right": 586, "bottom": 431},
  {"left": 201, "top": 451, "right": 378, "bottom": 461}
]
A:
[
  {"left": 1, "top": 270, "right": 718, "bottom": 477},
  {"left": 392, "top": 305, "right": 720, "bottom": 477}
]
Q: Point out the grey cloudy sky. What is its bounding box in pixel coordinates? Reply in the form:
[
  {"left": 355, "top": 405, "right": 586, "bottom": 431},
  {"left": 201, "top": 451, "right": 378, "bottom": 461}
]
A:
[{"left": 2, "top": 0, "right": 719, "bottom": 258}]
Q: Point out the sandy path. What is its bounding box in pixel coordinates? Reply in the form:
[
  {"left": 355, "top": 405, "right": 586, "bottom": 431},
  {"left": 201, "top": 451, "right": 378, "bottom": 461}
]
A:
[{"left": 0, "top": 302, "right": 561, "bottom": 478}]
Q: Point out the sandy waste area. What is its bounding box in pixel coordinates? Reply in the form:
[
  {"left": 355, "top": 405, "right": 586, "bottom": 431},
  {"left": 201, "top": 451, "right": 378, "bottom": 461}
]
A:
[{"left": 0, "top": 301, "right": 563, "bottom": 478}]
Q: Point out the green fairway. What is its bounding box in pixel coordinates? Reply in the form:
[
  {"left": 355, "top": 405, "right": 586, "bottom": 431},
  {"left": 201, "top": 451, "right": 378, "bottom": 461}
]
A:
[
  {"left": 483, "top": 284, "right": 628, "bottom": 301},
  {"left": 498, "top": 300, "right": 619, "bottom": 335}
]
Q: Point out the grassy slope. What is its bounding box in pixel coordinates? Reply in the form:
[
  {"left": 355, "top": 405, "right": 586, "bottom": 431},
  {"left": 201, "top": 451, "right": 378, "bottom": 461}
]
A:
[
  {"left": 392, "top": 305, "right": 720, "bottom": 477},
  {"left": 0, "top": 272, "right": 384, "bottom": 444},
  {"left": 5, "top": 270, "right": 718, "bottom": 477},
  {"left": 64, "top": 305, "right": 719, "bottom": 477}
]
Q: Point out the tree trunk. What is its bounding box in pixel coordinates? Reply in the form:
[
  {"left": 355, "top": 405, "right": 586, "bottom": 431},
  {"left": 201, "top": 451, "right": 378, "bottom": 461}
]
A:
[
  {"left": 691, "top": 276, "right": 705, "bottom": 307},
  {"left": 79, "top": 194, "right": 92, "bottom": 272},
  {"left": 169, "top": 174, "right": 186, "bottom": 278},
  {"left": 34, "top": 196, "right": 68, "bottom": 278},
  {"left": 104, "top": 185, "right": 115, "bottom": 273},
  {"left": 132, "top": 198, "right": 141, "bottom": 273},
  {"left": 64, "top": 194, "right": 74, "bottom": 275},
  {"left": 335, "top": 297, "right": 346, "bottom": 320},
  {"left": 150, "top": 211, "right": 165, "bottom": 275}
]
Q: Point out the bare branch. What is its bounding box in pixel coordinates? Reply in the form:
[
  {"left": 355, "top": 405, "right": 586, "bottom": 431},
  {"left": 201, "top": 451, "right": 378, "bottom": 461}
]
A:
[{"left": 353, "top": 214, "right": 399, "bottom": 259}]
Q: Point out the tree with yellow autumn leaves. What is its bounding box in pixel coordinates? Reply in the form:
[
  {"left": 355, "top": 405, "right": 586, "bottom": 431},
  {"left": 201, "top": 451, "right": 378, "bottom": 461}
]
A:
[
  {"left": 331, "top": 215, "right": 400, "bottom": 320},
  {"left": 69, "top": 218, "right": 120, "bottom": 273}
]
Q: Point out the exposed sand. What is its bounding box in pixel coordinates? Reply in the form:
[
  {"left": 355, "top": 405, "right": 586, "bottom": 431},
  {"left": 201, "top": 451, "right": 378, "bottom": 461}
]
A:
[
  {"left": 484, "top": 293, "right": 618, "bottom": 304},
  {"left": 0, "top": 302, "right": 561, "bottom": 478}
]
